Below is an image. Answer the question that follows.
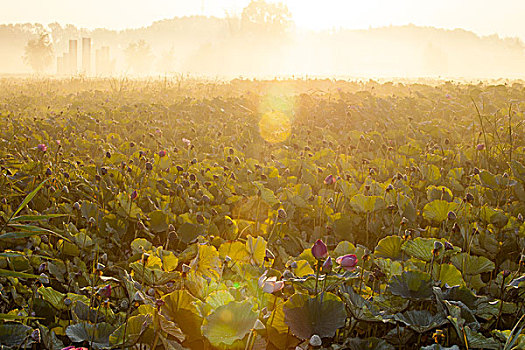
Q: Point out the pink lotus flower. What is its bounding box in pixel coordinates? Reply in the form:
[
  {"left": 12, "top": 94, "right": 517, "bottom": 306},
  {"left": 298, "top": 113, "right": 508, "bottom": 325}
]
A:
[
  {"left": 62, "top": 347, "right": 88, "bottom": 350},
  {"left": 324, "top": 174, "right": 336, "bottom": 185},
  {"left": 311, "top": 239, "right": 328, "bottom": 260},
  {"left": 37, "top": 144, "right": 47, "bottom": 152},
  {"left": 336, "top": 254, "right": 358, "bottom": 271},
  {"left": 182, "top": 138, "right": 191, "bottom": 148},
  {"left": 158, "top": 150, "right": 167, "bottom": 157},
  {"left": 258, "top": 271, "right": 284, "bottom": 294}
]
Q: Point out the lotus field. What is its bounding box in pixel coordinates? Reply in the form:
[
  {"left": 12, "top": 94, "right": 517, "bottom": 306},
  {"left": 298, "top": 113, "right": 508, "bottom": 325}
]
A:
[{"left": 1, "top": 78, "right": 525, "bottom": 349}]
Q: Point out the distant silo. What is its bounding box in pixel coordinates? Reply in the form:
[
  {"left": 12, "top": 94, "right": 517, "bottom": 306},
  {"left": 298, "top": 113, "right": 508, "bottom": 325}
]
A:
[
  {"left": 82, "top": 38, "right": 91, "bottom": 75},
  {"left": 69, "top": 40, "right": 78, "bottom": 74}
]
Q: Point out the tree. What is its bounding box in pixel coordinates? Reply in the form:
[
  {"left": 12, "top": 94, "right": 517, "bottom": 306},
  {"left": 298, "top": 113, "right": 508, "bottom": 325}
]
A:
[
  {"left": 124, "top": 40, "right": 154, "bottom": 74},
  {"left": 23, "top": 32, "right": 53, "bottom": 73},
  {"left": 241, "top": 0, "right": 292, "bottom": 37}
]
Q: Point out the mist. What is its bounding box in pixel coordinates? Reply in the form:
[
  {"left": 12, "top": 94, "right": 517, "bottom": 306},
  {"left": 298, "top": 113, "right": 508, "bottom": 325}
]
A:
[{"left": 1, "top": 1, "right": 525, "bottom": 79}]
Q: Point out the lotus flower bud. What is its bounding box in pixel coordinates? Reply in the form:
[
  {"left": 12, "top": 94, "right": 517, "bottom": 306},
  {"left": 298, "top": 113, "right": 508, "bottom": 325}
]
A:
[
  {"left": 336, "top": 254, "right": 358, "bottom": 271},
  {"left": 311, "top": 239, "right": 328, "bottom": 260},
  {"left": 37, "top": 144, "right": 47, "bottom": 152},
  {"left": 324, "top": 174, "right": 336, "bottom": 185}
]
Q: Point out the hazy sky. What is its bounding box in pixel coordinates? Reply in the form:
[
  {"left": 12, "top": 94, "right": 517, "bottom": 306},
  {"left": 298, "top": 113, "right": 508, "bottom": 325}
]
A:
[{"left": 2, "top": 0, "right": 525, "bottom": 40}]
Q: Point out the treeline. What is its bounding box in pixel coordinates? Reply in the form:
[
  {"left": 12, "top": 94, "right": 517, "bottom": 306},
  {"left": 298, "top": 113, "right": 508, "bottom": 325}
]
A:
[{"left": 1, "top": 5, "right": 525, "bottom": 78}]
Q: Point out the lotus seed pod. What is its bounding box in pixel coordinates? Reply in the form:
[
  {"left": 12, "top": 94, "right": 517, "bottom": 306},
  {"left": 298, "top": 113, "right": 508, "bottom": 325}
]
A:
[
  {"left": 310, "top": 334, "right": 322, "bottom": 347},
  {"left": 447, "top": 211, "right": 457, "bottom": 221}
]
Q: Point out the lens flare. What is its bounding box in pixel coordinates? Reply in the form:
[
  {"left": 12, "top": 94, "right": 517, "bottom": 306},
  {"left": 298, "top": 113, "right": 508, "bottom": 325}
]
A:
[
  {"left": 258, "top": 85, "right": 296, "bottom": 143},
  {"left": 259, "top": 110, "right": 291, "bottom": 143}
]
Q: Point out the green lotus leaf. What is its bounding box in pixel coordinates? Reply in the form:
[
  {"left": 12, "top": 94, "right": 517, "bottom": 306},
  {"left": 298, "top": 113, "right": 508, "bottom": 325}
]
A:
[
  {"left": 266, "top": 302, "right": 301, "bottom": 349},
  {"left": 375, "top": 258, "right": 403, "bottom": 279},
  {"left": 479, "top": 170, "right": 498, "bottom": 190},
  {"left": 333, "top": 216, "right": 355, "bottom": 241},
  {"left": 511, "top": 160, "right": 525, "bottom": 184},
  {"left": 246, "top": 234, "right": 266, "bottom": 266},
  {"left": 388, "top": 271, "right": 433, "bottom": 300},
  {"left": 397, "top": 193, "right": 417, "bottom": 222},
  {"left": 66, "top": 322, "right": 115, "bottom": 349},
  {"left": 341, "top": 286, "right": 394, "bottom": 323},
  {"left": 178, "top": 222, "right": 204, "bottom": 244},
  {"left": 109, "top": 314, "right": 152, "bottom": 346},
  {"left": 333, "top": 240, "right": 357, "bottom": 258},
  {"left": 130, "top": 261, "right": 180, "bottom": 285},
  {"left": 426, "top": 185, "right": 453, "bottom": 202},
  {"left": 190, "top": 244, "right": 221, "bottom": 279},
  {"left": 422, "top": 200, "right": 459, "bottom": 224},
  {"left": 448, "top": 316, "right": 500, "bottom": 349},
  {"left": 38, "top": 286, "right": 66, "bottom": 311},
  {"left": 218, "top": 241, "right": 250, "bottom": 263},
  {"left": 479, "top": 205, "right": 509, "bottom": 228},
  {"left": 373, "top": 293, "right": 410, "bottom": 314},
  {"left": 205, "top": 290, "right": 235, "bottom": 310},
  {"left": 149, "top": 210, "right": 169, "bottom": 232},
  {"left": 440, "top": 285, "right": 479, "bottom": 309},
  {"left": 350, "top": 194, "right": 386, "bottom": 213},
  {"left": 375, "top": 235, "right": 403, "bottom": 260},
  {"left": 394, "top": 310, "right": 447, "bottom": 333},
  {"left": 162, "top": 290, "right": 203, "bottom": 343},
  {"left": 344, "top": 337, "right": 395, "bottom": 350},
  {"left": 201, "top": 300, "right": 258, "bottom": 347},
  {"left": 253, "top": 182, "right": 280, "bottom": 206},
  {"left": 451, "top": 253, "right": 495, "bottom": 275},
  {"left": 402, "top": 237, "right": 444, "bottom": 262},
  {"left": 72, "top": 301, "right": 105, "bottom": 323},
  {"left": 493, "top": 329, "right": 525, "bottom": 350},
  {"left": 0, "top": 323, "right": 33, "bottom": 347},
  {"left": 433, "top": 263, "right": 465, "bottom": 288},
  {"left": 283, "top": 292, "right": 347, "bottom": 339}
]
